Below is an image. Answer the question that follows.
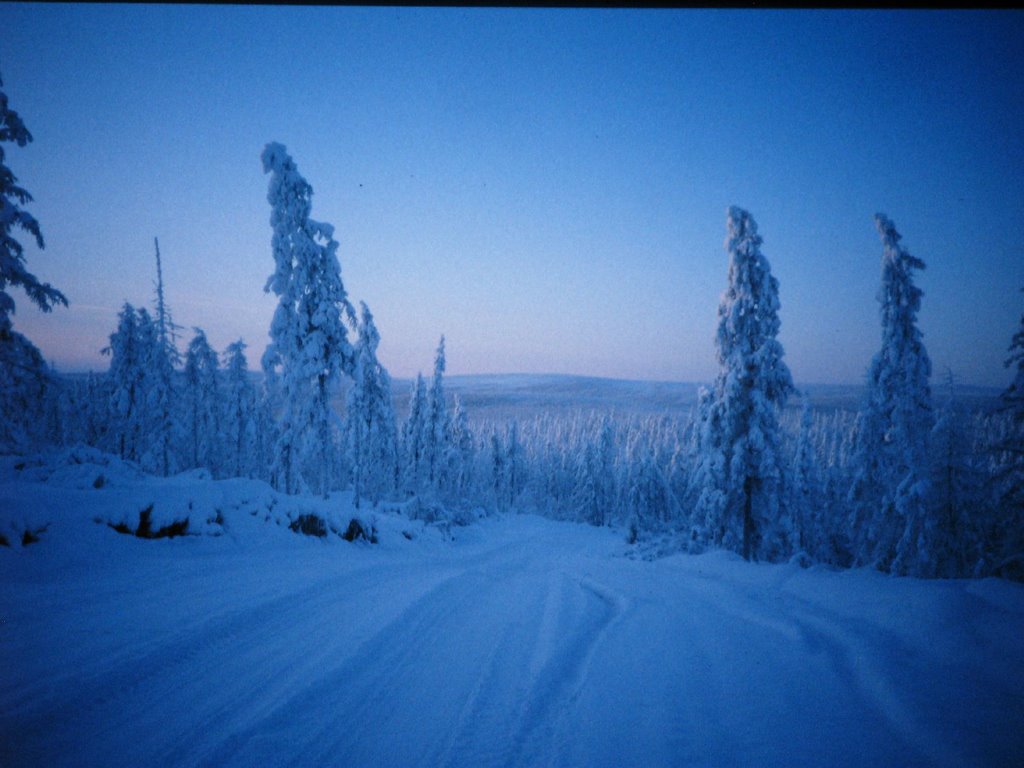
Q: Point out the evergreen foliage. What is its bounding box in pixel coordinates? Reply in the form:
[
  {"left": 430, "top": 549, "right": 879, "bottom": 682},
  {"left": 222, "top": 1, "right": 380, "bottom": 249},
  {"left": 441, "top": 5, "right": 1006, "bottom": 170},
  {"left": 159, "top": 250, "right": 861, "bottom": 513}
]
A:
[
  {"left": 260, "top": 142, "right": 355, "bottom": 496},
  {"left": 696, "top": 207, "right": 794, "bottom": 561},
  {"left": 849, "top": 215, "right": 935, "bottom": 575},
  {"left": 0, "top": 73, "right": 66, "bottom": 451}
]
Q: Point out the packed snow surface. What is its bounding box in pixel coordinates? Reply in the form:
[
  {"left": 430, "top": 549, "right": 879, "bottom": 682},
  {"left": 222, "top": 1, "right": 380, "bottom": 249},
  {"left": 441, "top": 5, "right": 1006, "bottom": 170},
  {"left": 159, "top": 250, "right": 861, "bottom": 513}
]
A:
[{"left": 1, "top": 451, "right": 1022, "bottom": 767}]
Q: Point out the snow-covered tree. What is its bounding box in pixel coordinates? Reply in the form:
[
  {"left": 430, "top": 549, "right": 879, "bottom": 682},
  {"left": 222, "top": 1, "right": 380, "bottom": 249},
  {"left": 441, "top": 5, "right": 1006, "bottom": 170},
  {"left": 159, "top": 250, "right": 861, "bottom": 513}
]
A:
[
  {"left": 423, "top": 336, "right": 453, "bottom": 489},
  {"left": 505, "top": 420, "right": 522, "bottom": 509},
  {"left": 346, "top": 302, "right": 399, "bottom": 507},
  {"left": 0, "top": 73, "right": 67, "bottom": 450},
  {"left": 448, "top": 394, "right": 475, "bottom": 498},
  {"left": 927, "top": 374, "right": 988, "bottom": 577},
  {"left": 222, "top": 339, "right": 257, "bottom": 479},
  {"left": 490, "top": 429, "right": 506, "bottom": 510},
  {"left": 487, "top": 420, "right": 523, "bottom": 511},
  {"left": 402, "top": 373, "right": 428, "bottom": 493},
  {"left": 105, "top": 304, "right": 146, "bottom": 462},
  {"left": 697, "top": 207, "right": 794, "bottom": 561},
  {"left": 261, "top": 142, "right": 355, "bottom": 496},
  {"left": 989, "top": 292, "right": 1024, "bottom": 574},
  {"left": 848, "top": 215, "right": 935, "bottom": 575},
  {"left": 571, "top": 417, "right": 617, "bottom": 526},
  {"left": 251, "top": 380, "right": 277, "bottom": 485},
  {"left": 625, "top": 441, "right": 676, "bottom": 538},
  {"left": 182, "top": 328, "right": 222, "bottom": 473},
  {"left": 143, "top": 238, "right": 180, "bottom": 476},
  {"left": 791, "top": 398, "right": 824, "bottom": 559}
]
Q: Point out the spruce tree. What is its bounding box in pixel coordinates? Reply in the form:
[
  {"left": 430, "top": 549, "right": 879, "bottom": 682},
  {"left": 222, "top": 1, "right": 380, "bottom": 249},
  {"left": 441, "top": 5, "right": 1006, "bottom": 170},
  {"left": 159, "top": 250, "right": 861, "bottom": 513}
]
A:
[
  {"left": 991, "top": 291, "right": 1024, "bottom": 574},
  {"left": 449, "top": 395, "right": 475, "bottom": 498},
  {"left": 223, "top": 339, "right": 257, "bottom": 479},
  {"left": 928, "top": 373, "right": 987, "bottom": 577},
  {"left": 424, "top": 336, "right": 452, "bottom": 489},
  {"left": 347, "top": 302, "right": 399, "bottom": 507},
  {"left": 0, "top": 73, "right": 67, "bottom": 450},
  {"left": 849, "top": 215, "right": 935, "bottom": 575},
  {"left": 105, "top": 304, "right": 145, "bottom": 462},
  {"left": 261, "top": 142, "right": 355, "bottom": 496},
  {"left": 145, "top": 238, "right": 179, "bottom": 477},
  {"left": 697, "top": 207, "right": 794, "bottom": 561},
  {"left": 791, "top": 397, "right": 823, "bottom": 559},
  {"left": 402, "top": 373, "right": 428, "bottom": 494},
  {"left": 182, "top": 328, "right": 222, "bottom": 474}
]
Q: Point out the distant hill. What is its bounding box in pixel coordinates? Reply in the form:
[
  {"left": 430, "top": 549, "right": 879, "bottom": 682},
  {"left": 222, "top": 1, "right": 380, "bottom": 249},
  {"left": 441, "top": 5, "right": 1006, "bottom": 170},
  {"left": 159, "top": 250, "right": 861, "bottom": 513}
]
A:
[
  {"left": 386, "top": 374, "right": 1002, "bottom": 421},
  {"left": 63, "top": 370, "right": 1003, "bottom": 423}
]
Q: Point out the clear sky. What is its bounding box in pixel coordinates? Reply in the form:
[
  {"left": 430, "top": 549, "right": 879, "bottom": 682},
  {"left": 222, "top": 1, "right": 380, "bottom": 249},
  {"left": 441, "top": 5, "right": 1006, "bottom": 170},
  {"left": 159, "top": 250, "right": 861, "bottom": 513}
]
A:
[{"left": 2, "top": 5, "right": 1022, "bottom": 387}]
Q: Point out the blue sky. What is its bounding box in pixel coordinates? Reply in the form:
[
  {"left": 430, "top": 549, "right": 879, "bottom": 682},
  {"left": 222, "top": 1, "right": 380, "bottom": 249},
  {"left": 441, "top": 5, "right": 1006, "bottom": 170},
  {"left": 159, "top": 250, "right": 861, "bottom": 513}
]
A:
[{"left": 2, "top": 5, "right": 1022, "bottom": 387}]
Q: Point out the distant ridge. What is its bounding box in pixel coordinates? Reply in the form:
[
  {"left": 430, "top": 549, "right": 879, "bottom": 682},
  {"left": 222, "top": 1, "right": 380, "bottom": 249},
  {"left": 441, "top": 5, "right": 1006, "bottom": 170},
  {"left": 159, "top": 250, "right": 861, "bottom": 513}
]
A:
[{"left": 384, "top": 373, "right": 1002, "bottom": 419}]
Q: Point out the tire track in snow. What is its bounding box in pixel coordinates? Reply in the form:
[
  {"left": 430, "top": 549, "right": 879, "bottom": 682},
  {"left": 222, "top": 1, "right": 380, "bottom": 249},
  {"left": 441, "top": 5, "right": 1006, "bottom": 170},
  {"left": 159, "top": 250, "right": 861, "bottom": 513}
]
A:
[
  {"left": 0, "top": 559, "right": 462, "bottom": 768},
  {"left": 776, "top": 596, "right": 975, "bottom": 768},
  {"left": 503, "top": 576, "right": 626, "bottom": 768},
  {"left": 675, "top": 574, "right": 972, "bottom": 768},
  {"left": 200, "top": 549, "right": 542, "bottom": 768},
  {"left": 2, "top": 526, "right": 545, "bottom": 766},
  {"left": 427, "top": 569, "right": 572, "bottom": 768}
]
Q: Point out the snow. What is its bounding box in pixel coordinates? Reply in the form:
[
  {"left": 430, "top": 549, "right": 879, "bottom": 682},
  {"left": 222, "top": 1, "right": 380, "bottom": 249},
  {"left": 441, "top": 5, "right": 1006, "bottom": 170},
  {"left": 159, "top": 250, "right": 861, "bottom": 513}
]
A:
[{"left": 2, "top": 450, "right": 1022, "bottom": 767}]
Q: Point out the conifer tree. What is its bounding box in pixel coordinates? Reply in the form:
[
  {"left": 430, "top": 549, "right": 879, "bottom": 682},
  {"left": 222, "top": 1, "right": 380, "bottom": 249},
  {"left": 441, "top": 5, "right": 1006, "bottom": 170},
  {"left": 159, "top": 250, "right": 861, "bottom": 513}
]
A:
[
  {"left": 105, "top": 303, "right": 146, "bottom": 462},
  {"left": 625, "top": 441, "right": 676, "bottom": 536},
  {"left": 402, "top": 373, "right": 428, "bottom": 493},
  {"left": 848, "top": 215, "right": 935, "bottom": 574},
  {"left": 571, "top": 418, "right": 616, "bottom": 526},
  {"left": 424, "top": 336, "right": 452, "bottom": 489},
  {"left": 0, "top": 73, "right": 67, "bottom": 450},
  {"left": 792, "top": 398, "right": 823, "bottom": 558},
  {"left": 928, "top": 373, "right": 988, "bottom": 577},
  {"left": 182, "top": 328, "right": 222, "bottom": 473},
  {"left": 347, "top": 302, "right": 399, "bottom": 507},
  {"left": 697, "top": 207, "right": 794, "bottom": 561},
  {"left": 505, "top": 420, "right": 522, "bottom": 509},
  {"left": 449, "top": 394, "right": 475, "bottom": 498},
  {"left": 145, "top": 238, "right": 179, "bottom": 477},
  {"left": 990, "top": 291, "right": 1024, "bottom": 573},
  {"left": 261, "top": 142, "right": 355, "bottom": 496},
  {"left": 490, "top": 430, "right": 506, "bottom": 511},
  {"left": 223, "top": 339, "right": 257, "bottom": 479}
]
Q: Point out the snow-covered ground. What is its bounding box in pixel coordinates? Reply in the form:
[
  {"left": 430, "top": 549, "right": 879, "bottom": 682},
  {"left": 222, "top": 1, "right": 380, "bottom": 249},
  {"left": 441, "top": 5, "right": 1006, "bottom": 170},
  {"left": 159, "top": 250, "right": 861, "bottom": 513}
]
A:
[{"left": 1, "top": 450, "right": 1022, "bottom": 767}]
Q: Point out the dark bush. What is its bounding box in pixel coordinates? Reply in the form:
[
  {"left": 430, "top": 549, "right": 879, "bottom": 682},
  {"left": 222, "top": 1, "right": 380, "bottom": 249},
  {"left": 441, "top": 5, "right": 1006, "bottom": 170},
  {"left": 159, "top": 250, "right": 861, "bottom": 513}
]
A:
[
  {"left": 21, "top": 525, "right": 47, "bottom": 546},
  {"left": 136, "top": 505, "right": 154, "bottom": 538},
  {"left": 289, "top": 513, "right": 327, "bottom": 538},
  {"left": 106, "top": 505, "right": 189, "bottom": 539},
  {"left": 342, "top": 517, "right": 377, "bottom": 544}
]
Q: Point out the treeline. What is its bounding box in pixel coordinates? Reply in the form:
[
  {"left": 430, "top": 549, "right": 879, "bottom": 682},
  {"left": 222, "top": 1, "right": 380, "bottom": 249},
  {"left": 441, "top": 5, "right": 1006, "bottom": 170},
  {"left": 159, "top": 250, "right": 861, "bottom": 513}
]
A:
[{"left": 1, "top": 71, "right": 1021, "bottom": 579}]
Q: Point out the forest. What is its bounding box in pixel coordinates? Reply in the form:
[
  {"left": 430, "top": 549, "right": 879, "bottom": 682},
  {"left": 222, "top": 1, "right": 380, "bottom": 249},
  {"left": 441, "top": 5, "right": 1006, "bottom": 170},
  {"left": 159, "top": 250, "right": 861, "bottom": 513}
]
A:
[{"left": 2, "top": 78, "right": 1022, "bottom": 581}]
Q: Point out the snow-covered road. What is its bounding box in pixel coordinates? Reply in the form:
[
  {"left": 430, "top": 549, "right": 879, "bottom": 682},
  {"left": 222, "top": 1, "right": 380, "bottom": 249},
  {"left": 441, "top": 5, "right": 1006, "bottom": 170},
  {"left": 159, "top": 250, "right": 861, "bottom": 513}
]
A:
[{"left": 2, "top": 513, "right": 1022, "bottom": 767}]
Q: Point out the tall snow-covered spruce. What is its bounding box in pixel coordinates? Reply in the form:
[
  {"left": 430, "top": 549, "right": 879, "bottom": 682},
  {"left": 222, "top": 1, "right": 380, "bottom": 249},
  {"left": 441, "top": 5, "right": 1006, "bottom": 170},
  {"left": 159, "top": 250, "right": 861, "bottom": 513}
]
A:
[
  {"left": 105, "top": 304, "right": 146, "bottom": 463},
  {"left": 261, "top": 142, "right": 355, "bottom": 497},
  {"left": 424, "top": 336, "right": 453, "bottom": 490},
  {"left": 991, "top": 289, "right": 1024, "bottom": 573},
  {"left": 696, "top": 207, "right": 794, "bottom": 561},
  {"left": 222, "top": 339, "right": 258, "bottom": 480},
  {"left": 346, "top": 302, "right": 399, "bottom": 508},
  {"left": 182, "top": 328, "right": 222, "bottom": 474},
  {"left": 146, "top": 237, "right": 180, "bottom": 477},
  {"left": 848, "top": 214, "right": 935, "bottom": 575},
  {"left": 0, "top": 72, "right": 67, "bottom": 450}
]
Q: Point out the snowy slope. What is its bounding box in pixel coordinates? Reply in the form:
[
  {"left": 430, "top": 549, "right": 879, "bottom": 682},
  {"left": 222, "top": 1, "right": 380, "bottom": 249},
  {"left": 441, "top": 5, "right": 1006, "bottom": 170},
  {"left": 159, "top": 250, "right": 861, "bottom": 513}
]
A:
[{"left": 1, "top": 452, "right": 1022, "bottom": 767}]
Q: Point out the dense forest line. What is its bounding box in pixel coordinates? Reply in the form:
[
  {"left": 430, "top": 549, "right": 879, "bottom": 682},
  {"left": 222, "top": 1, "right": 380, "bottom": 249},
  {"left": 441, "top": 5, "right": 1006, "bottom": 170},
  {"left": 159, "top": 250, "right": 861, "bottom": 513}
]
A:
[{"left": 1, "top": 78, "right": 1022, "bottom": 578}]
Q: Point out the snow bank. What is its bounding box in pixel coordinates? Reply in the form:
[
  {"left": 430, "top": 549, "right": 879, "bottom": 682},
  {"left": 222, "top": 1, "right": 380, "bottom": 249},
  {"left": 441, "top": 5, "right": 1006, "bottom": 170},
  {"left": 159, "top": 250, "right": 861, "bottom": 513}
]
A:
[{"left": 0, "top": 447, "right": 437, "bottom": 552}]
